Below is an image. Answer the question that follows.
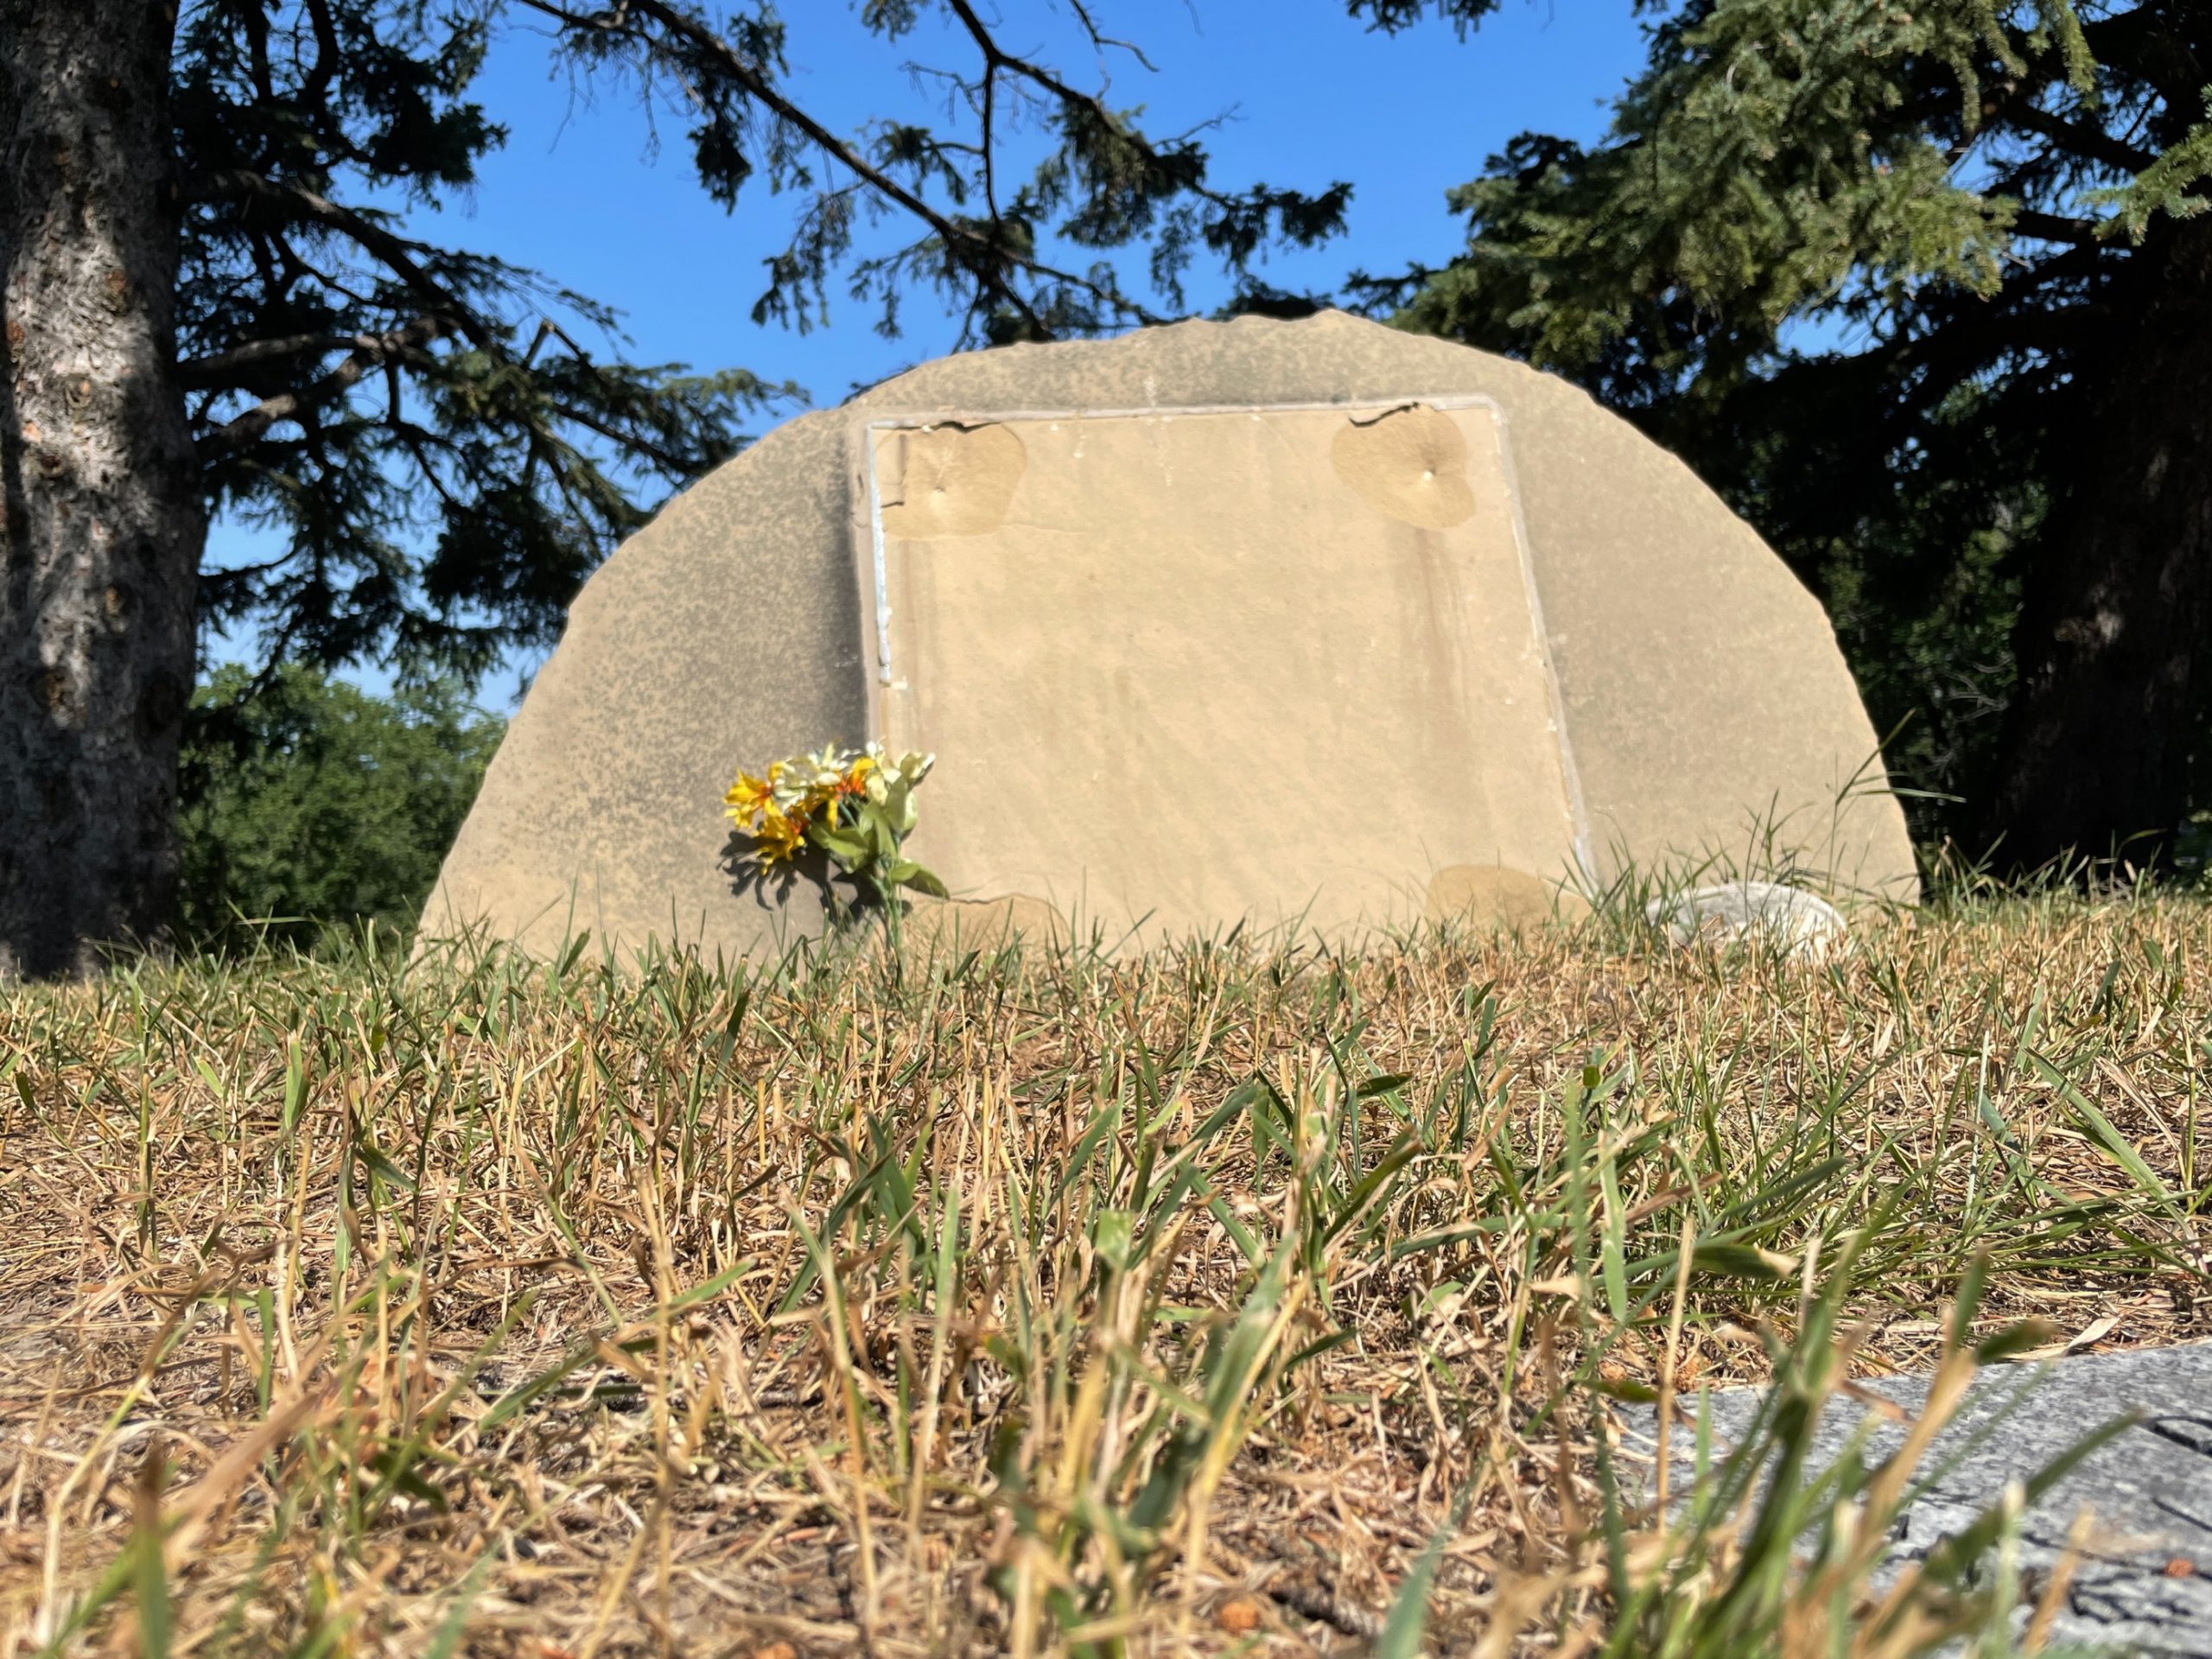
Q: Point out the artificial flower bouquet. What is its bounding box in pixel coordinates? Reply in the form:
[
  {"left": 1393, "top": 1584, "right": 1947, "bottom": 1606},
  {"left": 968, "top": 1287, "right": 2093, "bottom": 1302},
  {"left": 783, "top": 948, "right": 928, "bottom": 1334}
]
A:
[{"left": 724, "top": 741, "right": 946, "bottom": 916}]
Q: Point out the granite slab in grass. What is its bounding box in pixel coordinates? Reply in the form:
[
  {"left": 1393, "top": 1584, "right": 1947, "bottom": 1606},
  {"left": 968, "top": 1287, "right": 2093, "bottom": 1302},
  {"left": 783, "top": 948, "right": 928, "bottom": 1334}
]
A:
[{"left": 1620, "top": 1343, "right": 2212, "bottom": 1655}]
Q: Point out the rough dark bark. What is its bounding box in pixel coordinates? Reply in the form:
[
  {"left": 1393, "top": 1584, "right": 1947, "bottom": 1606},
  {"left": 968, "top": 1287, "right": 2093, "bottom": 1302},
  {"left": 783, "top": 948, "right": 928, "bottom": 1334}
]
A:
[
  {"left": 0, "top": 0, "right": 203, "bottom": 977},
  {"left": 1983, "top": 215, "right": 2212, "bottom": 871}
]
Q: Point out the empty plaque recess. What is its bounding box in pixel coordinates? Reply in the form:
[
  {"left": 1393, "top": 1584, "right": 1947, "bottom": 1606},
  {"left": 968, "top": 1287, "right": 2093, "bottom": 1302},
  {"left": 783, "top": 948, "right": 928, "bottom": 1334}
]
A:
[{"left": 856, "top": 399, "right": 1586, "bottom": 938}]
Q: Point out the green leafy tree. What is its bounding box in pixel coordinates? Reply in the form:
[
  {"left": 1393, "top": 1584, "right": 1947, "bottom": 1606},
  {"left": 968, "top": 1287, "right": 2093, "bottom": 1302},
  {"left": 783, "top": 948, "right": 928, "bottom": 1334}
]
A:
[
  {"left": 1357, "top": 0, "right": 2212, "bottom": 865},
  {"left": 1, "top": 0, "right": 1351, "bottom": 976},
  {"left": 178, "top": 664, "right": 503, "bottom": 950}
]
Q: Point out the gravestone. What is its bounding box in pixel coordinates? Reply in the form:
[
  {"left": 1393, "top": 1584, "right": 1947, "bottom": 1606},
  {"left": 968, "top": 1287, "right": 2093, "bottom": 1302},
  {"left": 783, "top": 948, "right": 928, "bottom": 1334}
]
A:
[
  {"left": 423, "top": 311, "right": 1916, "bottom": 960},
  {"left": 1622, "top": 1344, "right": 2212, "bottom": 1654}
]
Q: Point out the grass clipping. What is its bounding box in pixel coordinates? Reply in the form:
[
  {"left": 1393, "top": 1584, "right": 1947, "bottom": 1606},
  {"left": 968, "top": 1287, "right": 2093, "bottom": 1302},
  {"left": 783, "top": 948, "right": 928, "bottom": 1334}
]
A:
[{"left": 0, "top": 893, "right": 2207, "bottom": 1656}]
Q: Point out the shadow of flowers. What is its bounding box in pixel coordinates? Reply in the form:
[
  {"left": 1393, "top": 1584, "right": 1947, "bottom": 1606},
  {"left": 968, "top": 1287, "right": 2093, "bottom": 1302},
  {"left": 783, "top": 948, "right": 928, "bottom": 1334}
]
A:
[{"left": 720, "top": 828, "right": 898, "bottom": 926}]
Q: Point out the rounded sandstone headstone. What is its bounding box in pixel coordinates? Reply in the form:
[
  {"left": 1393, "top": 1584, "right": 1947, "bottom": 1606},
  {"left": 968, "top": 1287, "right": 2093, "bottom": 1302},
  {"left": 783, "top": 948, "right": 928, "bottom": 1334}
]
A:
[{"left": 423, "top": 312, "right": 1916, "bottom": 961}]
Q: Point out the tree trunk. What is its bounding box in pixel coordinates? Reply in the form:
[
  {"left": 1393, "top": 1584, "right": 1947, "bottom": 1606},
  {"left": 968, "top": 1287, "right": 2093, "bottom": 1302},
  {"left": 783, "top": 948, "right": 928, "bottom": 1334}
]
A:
[
  {"left": 0, "top": 0, "right": 202, "bottom": 977},
  {"left": 1983, "top": 215, "right": 2212, "bottom": 872}
]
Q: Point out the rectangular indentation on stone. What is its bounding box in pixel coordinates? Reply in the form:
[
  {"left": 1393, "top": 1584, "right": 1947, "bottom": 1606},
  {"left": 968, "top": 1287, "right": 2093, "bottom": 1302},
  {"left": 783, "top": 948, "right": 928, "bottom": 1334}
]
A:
[{"left": 855, "top": 399, "right": 1586, "bottom": 940}]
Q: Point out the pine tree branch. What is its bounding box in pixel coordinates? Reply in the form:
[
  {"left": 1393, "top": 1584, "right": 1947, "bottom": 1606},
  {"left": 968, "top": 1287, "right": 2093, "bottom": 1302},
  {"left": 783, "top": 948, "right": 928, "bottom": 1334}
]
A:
[
  {"left": 938, "top": 0, "right": 1295, "bottom": 223},
  {"left": 2012, "top": 208, "right": 2106, "bottom": 247},
  {"left": 1874, "top": 251, "right": 2110, "bottom": 416},
  {"left": 940, "top": 0, "right": 1164, "bottom": 177},
  {"left": 179, "top": 333, "right": 363, "bottom": 389},
  {"left": 2000, "top": 102, "right": 2160, "bottom": 179},
  {"left": 2077, "top": 9, "right": 2209, "bottom": 117},
  {"left": 543, "top": 400, "right": 696, "bottom": 476},
  {"left": 197, "top": 315, "right": 447, "bottom": 460},
  {"left": 516, "top": 0, "right": 1169, "bottom": 334},
  {"left": 299, "top": 0, "right": 340, "bottom": 107},
  {"left": 1065, "top": 0, "right": 1160, "bottom": 70},
  {"left": 186, "top": 170, "right": 497, "bottom": 349}
]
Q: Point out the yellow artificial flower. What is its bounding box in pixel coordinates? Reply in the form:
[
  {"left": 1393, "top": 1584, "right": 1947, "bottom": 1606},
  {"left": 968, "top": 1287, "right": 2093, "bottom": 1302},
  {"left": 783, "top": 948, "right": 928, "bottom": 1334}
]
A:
[
  {"left": 729, "top": 741, "right": 926, "bottom": 875},
  {"left": 723, "top": 768, "right": 775, "bottom": 825},
  {"left": 754, "top": 803, "right": 809, "bottom": 865}
]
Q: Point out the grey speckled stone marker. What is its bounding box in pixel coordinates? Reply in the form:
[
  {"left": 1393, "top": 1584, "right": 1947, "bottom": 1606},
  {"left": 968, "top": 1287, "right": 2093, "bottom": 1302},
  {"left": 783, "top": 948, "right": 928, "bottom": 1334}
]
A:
[{"left": 1621, "top": 1343, "right": 2212, "bottom": 1655}]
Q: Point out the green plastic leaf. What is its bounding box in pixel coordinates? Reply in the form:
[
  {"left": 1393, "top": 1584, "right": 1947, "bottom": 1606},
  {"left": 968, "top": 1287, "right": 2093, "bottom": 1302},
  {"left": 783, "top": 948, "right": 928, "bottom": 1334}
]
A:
[{"left": 899, "top": 864, "right": 949, "bottom": 899}]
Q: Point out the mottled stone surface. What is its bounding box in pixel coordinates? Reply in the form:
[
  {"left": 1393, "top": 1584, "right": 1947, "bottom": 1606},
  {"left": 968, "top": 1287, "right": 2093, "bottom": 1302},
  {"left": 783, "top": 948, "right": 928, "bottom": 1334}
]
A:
[
  {"left": 425, "top": 311, "right": 1916, "bottom": 961},
  {"left": 1623, "top": 1344, "right": 2212, "bottom": 1655},
  {"left": 868, "top": 402, "right": 1581, "bottom": 943}
]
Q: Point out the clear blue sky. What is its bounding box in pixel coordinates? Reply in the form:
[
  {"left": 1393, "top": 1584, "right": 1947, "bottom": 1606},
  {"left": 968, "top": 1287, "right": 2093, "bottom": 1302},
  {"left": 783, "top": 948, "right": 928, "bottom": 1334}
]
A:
[{"left": 208, "top": 1, "right": 1655, "bottom": 701}]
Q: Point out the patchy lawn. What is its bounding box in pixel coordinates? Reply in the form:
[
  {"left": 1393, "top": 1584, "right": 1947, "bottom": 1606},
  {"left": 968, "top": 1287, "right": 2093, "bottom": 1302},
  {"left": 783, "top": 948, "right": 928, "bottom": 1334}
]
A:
[{"left": 2, "top": 892, "right": 2206, "bottom": 1655}]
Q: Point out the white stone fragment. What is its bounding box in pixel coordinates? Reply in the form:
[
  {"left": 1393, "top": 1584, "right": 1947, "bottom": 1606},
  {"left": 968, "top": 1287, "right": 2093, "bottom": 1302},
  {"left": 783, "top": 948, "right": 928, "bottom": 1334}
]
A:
[{"left": 1646, "top": 880, "right": 1847, "bottom": 959}]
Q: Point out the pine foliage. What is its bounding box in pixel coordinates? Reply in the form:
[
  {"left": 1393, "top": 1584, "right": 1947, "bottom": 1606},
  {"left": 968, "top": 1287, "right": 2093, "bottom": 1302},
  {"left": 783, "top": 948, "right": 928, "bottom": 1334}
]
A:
[
  {"left": 1358, "top": 1, "right": 2212, "bottom": 842},
  {"left": 174, "top": 1, "right": 1352, "bottom": 681}
]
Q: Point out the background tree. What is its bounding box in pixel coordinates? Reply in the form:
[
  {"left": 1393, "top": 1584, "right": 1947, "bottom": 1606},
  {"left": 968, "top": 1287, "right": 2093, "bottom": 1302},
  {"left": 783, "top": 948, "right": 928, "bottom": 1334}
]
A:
[
  {"left": 179, "top": 664, "right": 502, "bottom": 950},
  {"left": 1357, "top": 0, "right": 2212, "bottom": 867},
  {"left": 3, "top": 1, "right": 206, "bottom": 982},
  {"left": 0, "top": 0, "right": 1351, "bottom": 977}
]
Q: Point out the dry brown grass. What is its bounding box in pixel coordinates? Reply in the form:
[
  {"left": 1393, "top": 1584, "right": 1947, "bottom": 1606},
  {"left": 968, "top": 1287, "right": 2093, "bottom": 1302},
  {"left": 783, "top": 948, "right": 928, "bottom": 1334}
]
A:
[{"left": 0, "top": 891, "right": 2205, "bottom": 1656}]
